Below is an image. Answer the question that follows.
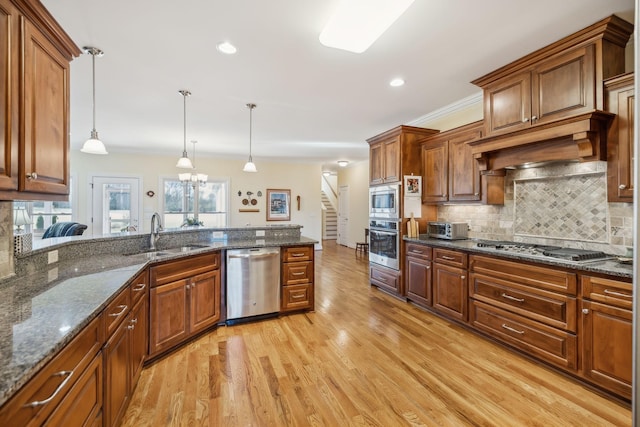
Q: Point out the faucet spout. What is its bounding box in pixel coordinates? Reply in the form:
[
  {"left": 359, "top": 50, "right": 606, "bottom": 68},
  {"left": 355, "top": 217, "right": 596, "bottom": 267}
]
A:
[{"left": 150, "top": 213, "right": 163, "bottom": 251}]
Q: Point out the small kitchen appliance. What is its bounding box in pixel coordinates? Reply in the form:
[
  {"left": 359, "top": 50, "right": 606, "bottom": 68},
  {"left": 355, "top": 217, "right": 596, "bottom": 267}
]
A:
[{"left": 427, "top": 221, "right": 468, "bottom": 240}]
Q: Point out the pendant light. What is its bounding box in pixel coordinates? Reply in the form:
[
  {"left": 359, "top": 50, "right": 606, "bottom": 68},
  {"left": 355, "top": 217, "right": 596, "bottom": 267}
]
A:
[
  {"left": 243, "top": 103, "right": 257, "bottom": 173},
  {"left": 179, "top": 140, "right": 208, "bottom": 186},
  {"left": 176, "top": 90, "right": 194, "bottom": 169},
  {"left": 81, "top": 47, "right": 108, "bottom": 155}
]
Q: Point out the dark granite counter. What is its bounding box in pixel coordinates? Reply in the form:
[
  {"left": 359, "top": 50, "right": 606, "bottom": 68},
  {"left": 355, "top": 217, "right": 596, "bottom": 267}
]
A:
[
  {"left": 404, "top": 236, "right": 633, "bottom": 280},
  {"left": 0, "top": 232, "right": 317, "bottom": 407}
]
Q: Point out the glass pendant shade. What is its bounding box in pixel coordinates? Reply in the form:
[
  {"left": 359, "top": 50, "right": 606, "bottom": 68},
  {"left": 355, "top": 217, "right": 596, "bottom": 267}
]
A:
[
  {"left": 243, "top": 103, "right": 257, "bottom": 172},
  {"left": 81, "top": 47, "right": 108, "bottom": 155},
  {"left": 176, "top": 154, "right": 193, "bottom": 169}
]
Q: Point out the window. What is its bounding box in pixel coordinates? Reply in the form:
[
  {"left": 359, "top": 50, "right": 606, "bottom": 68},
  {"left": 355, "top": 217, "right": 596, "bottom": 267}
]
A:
[{"left": 162, "top": 178, "right": 229, "bottom": 228}]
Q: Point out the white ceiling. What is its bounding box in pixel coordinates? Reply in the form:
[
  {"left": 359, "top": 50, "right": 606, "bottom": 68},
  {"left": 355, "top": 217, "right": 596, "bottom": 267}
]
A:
[{"left": 42, "top": 0, "right": 635, "bottom": 172}]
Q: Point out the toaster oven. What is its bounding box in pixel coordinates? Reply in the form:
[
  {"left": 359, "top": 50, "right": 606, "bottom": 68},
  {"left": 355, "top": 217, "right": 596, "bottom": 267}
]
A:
[{"left": 427, "top": 222, "right": 468, "bottom": 240}]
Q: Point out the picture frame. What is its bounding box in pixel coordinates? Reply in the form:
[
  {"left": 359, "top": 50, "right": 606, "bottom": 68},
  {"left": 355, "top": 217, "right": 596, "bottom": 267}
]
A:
[
  {"left": 404, "top": 175, "right": 421, "bottom": 198},
  {"left": 266, "top": 189, "right": 291, "bottom": 221}
]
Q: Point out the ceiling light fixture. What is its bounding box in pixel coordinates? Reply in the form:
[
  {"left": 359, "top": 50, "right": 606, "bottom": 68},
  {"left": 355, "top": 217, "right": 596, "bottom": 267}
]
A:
[
  {"left": 176, "top": 90, "right": 194, "bottom": 169},
  {"left": 319, "top": 0, "right": 415, "bottom": 53},
  {"left": 179, "top": 140, "right": 208, "bottom": 186},
  {"left": 337, "top": 160, "right": 349, "bottom": 167},
  {"left": 390, "top": 78, "right": 405, "bottom": 87},
  {"left": 243, "top": 103, "right": 257, "bottom": 173},
  {"left": 80, "top": 46, "right": 108, "bottom": 155},
  {"left": 216, "top": 41, "right": 237, "bottom": 54}
]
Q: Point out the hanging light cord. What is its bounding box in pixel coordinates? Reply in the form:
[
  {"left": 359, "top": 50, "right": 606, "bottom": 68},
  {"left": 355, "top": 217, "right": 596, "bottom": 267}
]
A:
[
  {"left": 179, "top": 90, "right": 191, "bottom": 156},
  {"left": 247, "top": 103, "right": 256, "bottom": 161},
  {"left": 91, "top": 51, "right": 97, "bottom": 136}
]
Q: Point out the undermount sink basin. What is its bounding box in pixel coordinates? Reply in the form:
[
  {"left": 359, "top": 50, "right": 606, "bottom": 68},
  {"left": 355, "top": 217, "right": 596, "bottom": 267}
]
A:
[
  {"left": 128, "top": 251, "right": 170, "bottom": 259},
  {"left": 167, "top": 244, "right": 210, "bottom": 253}
]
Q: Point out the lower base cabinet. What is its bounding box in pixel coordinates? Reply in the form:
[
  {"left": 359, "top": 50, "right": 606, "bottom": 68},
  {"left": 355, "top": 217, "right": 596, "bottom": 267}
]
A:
[
  {"left": 405, "top": 244, "right": 432, "bottom": 307},
  {"left": 370, "top": 263, "right": 401, "bottom": 295},
  {"left": 432, "top": 248, "right": 468, "bottom": 322},
  {"left": 281, "top": 245, "right": 315, "bottom": 311}
]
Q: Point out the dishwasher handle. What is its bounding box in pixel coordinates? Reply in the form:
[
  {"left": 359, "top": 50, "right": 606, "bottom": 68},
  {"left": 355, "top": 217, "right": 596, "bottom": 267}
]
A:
[{"left": 227, "top": 250, "right": 279, "bottom": 260}]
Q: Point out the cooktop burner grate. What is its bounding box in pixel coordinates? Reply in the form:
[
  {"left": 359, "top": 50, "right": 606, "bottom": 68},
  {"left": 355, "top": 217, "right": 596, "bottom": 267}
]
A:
[{"left": 541, "top": 248, "right": 608, "bottom": 261}]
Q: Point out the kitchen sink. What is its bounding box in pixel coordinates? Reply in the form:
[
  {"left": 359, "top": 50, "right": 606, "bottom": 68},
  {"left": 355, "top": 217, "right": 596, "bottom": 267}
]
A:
[
  {"left": 128, "top": 250, "right": 170, "bottom": 259},
  {"left": 166, "top": 244, "right": 210, "bottom": 253}
]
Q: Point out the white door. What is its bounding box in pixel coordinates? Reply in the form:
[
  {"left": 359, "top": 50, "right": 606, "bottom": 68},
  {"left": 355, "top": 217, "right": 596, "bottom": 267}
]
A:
[
  {"left": 90, "top": 176, "right": 141, "bottom": 235},
  {"left": 338, "top": 185, "right": 349, "bottom": 247}
]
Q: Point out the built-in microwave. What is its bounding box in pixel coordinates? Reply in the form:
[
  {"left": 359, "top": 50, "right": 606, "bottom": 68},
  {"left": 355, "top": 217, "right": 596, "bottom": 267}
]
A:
[{"left": 369, "top": 184, "right": 400, "bottom": 219}]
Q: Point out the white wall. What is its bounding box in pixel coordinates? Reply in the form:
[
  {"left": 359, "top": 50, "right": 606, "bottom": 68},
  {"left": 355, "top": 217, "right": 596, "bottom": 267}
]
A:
[
  {"left": 337, "top": 160, "right": 369, "bottom": 248},
  {"left": 70, "top": 151, "right": 323, "bottom": 242}
]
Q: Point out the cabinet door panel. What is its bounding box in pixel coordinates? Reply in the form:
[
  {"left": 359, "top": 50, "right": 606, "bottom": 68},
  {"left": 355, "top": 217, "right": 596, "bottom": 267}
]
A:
[
  {"left": 369, "top": 142, "right": 384, "bottom": 185},
  {"left": 448, "top": 130, "right": 481, "bottom": 201},
  {"left": 422, "top": 140, "right": 448, "bottom": 203},
  {"left": 533, "top": 45, "right": 594, "bottom": 124},
  {"left": 103, "top": 318, "right": 130, "bottom": 427},
  {"left": 189, "top": 270, "right": 220, "bottom": 334},
  {"left": 581, "top": 300, "right": 632, "bottom": 399},
  {"left": 21, "top": 19, "right": 70, "bottom": 195},
  {"left": 484, "top": 71, "right": 531, "bottom": 136},
  {"left": 432, "top": 263, "right": 467, "bottom": 321},
  {"left": 149, "top": 279, "right": 188, "bottom": 355},
  {"left": 406, "top": 257, "right": 431, "bottom": 307},
  {"left": 383, "top": 137, "right": 400, "bottom": 183},
  {"left": 0, "top": 0, "right": 18, "bottom": 190},
  {"left": 130, "top": 296, "right": 148, "bottom": 387}
]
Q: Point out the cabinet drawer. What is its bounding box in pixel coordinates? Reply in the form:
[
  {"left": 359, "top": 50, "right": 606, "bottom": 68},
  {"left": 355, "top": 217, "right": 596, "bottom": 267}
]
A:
[
  {"left": 370, "top": 264, "right": 400, "bottom": 293},
  {"left": 282, "top": 245, "right": 313, "bottom": 262},
  {"left": 470, "top": 272, "right": 577, "bottom": 332},
  {"left": 470, "top": 255, "right": 577, "bottom": 295},
  {"left": 283, "top": 261, "right": 312, "bottom": 285},
  {"left": 104, "top": 288, "right": 131, "bottom": 339},
  {"left": 581, "top": 275, "right": 632, "bottom": 309},
  {"left": 470, "top": 300, "right": 577, "bottom": 371},
  {"left": 150, "top": 252, "right": 219, "bottom": 286},
  {"left": 406, "top": 243, "right": 432, "bottom": 261},
  {"left": 0, "top": 315, "right": 103, "bottom": 427},
  {"left": 130, "top": 269, "right": 148, "bottom": 306},
  {"left": 281, "top": 284, "right": 314, "bottom": 311},
  {"left": 433, "top": 248, "right": 467, "bottom": 268}
]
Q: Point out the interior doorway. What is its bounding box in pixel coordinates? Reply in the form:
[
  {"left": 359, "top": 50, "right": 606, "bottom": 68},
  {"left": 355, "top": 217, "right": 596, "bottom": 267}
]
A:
[
  {"left": 90, "top": 175, "right": 141, "bottom": 235},
  {"left": 337, "top": 185, "right": 349, "bottom": 246}
]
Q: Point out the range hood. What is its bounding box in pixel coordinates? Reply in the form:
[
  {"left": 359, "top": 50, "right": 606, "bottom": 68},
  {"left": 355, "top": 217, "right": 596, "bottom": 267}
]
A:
[{"left": 469, "top": 111, "right": 613, "bottom": 171}]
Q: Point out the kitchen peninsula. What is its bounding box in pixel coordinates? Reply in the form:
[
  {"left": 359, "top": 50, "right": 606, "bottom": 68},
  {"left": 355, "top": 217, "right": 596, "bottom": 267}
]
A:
[{"left": 0, "top": 224, "right": 316, "bottom": 426}]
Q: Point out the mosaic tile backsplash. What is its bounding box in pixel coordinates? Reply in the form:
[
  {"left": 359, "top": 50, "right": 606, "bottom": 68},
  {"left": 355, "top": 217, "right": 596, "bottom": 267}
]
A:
[{"left": 437, "top": 161, "right": 634, "bottom": 256}]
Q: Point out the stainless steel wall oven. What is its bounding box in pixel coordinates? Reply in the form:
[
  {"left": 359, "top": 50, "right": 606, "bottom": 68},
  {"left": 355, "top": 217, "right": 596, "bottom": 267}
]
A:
[{"left": 369, "top": 219, "right": 400, "bottom": 270}]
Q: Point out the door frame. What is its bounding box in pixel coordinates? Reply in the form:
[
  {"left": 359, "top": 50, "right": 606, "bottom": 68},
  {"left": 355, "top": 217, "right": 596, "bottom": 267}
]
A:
[
  {"left": 88, "top": 174, "right": 143, "bottom": 235},
  {"left": 337, "top": 184, "right": 349, "bottom": 247}
]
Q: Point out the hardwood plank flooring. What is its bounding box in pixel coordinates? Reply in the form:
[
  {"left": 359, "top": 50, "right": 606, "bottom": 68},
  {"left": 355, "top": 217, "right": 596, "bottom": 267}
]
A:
[{"left": 122, "top": 241, "right": 631, "bottom": 426}]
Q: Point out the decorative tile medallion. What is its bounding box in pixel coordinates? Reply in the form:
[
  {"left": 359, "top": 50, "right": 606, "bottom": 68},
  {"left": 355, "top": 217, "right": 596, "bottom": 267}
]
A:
[{"left": 514, "top": 173, "right": 607, "bottom": 242}]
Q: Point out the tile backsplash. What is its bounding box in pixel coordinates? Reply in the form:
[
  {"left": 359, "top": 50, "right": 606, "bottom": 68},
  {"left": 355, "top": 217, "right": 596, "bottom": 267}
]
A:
[{"left": 437, "top": 161, "right": 634, "bottom": 256}]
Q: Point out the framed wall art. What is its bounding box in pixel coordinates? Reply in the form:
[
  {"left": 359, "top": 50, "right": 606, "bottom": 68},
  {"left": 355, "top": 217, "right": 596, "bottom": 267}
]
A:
[
  {"left": 404, "top": 175, "right": 421, "bottom": 198},
  {"left": 266, "top": 189, "right": 291, "bottom": 221}
]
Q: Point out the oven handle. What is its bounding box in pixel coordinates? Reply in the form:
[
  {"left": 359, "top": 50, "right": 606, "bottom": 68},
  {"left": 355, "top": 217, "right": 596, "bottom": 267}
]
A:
[{"left": 369, "top": 229, "right": 398, "bottom": 237}]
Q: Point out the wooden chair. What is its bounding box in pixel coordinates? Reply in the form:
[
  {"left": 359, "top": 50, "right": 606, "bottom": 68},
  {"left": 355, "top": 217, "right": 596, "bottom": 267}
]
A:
[{"left": 355, "top": 228, "right": 369, "bottom": 255}]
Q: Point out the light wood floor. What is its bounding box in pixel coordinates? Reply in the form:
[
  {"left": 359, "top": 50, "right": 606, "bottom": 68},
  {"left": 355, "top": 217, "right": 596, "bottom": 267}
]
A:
[{"left": 122, "top": 241, "right": 632, "bottom": 426}]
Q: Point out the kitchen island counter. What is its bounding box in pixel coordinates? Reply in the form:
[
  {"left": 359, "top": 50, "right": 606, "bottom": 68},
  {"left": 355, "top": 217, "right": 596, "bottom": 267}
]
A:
[{"left": 0, "top": 230, "right": 316, "bottom": 408}]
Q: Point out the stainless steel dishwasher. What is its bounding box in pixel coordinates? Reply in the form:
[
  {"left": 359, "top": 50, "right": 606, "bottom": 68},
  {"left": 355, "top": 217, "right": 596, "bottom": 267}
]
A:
[{"left": 226, "top": 247, "right": 280, "bottom": 323}]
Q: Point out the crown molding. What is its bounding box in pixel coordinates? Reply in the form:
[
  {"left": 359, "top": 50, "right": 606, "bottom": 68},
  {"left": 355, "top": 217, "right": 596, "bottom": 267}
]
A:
[{"left": 406, "top": 91, "right": 483, "bottom": 127}]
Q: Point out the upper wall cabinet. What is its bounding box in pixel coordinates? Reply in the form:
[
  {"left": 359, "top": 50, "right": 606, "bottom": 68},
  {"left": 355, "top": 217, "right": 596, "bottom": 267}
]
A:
[
  {"left": 470, "top": 15, "right": 633, "bottom": 171},
  {"left": 0, "top": 0, "right": 80, "bottom": 201},
  {"left": 605, "top": 72, "right": 634, "bottom": 202},
  {"left": 367, "top": 126, "right": 438, "bottom": 186}
]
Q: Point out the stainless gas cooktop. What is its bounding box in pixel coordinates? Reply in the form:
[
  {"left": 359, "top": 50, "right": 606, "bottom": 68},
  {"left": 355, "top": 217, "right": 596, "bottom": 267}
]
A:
[{"left": 475, "top": 240, "right": 610, "bottom": 262}]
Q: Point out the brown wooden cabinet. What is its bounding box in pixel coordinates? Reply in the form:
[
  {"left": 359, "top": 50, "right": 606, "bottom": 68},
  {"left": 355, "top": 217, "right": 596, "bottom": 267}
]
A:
[
  {"left": 367, "top": 125, "right": 438, "bottom": 186},
  {"left": 469, "top": 255, "right": 578, "bottom": 371},
  {"left": 580, "top": 275, "right": 632, "bottom": 400},
  {"left": 281, "top": 245, "right": 315, "bottom": 312},
  {"left": 405, "top": 243, "right": 432, "bottom": 307},
  {"left": 605, "top": 72, "right": 634, "bottom": 202},
  {"left": 149, "top": 252, "right": 221, "bottom": 357},
  {"left": 0, "top": 314, "right": 104, "bottom": 426},
  {"left": 432, "top": 248, "right": 468, "bottom": 322},
  {"left": 370, "top": 263, "right": 401, "bottom": 296},
  {"left": 104, "top": 269, "right": 149, "bottom": 427},
  {"left": 0, "top": 0, "right": 80, "bottom": 201}
]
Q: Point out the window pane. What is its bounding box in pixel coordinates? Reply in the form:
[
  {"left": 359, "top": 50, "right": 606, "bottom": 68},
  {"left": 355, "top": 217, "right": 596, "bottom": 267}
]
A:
[{"left": 164, "top": 180, "right": 185, "bottom": 212}]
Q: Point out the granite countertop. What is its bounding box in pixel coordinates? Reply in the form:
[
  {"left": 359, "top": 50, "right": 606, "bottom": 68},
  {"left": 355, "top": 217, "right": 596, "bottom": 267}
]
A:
[
  {"left": 0, "top": 235, "right": 316, "bottom": 407},
  {"left": 404, "top": 236, "right": 633, "bottom": 279}
]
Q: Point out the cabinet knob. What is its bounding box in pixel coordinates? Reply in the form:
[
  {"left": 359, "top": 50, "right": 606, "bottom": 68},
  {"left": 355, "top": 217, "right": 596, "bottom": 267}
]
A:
[
  {"left": 522, "top": 117, "right": 530, "bottom": 123},
  {"left": 460, "top": 275, "right": 466, "bottom": 280},
  {"left": 531, "top": 115, "right": 538, "bottom": 121},
  {"left": 582, "top": 308, "right": 589, "bottom": 314},
  {"left": 619, "top": 184, "right": 627, "bottom": 190},
  {"left": 27, "top": 172, "right": 38, "bottom": 180}
]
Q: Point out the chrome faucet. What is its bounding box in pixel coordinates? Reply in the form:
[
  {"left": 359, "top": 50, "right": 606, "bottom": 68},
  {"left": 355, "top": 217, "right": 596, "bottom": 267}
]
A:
[{"left": 150, "top": 213, "right": 163, "bottom": 251}]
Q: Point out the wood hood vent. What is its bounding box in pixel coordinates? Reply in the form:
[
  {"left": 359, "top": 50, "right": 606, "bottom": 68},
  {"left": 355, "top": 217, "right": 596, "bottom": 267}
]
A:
[{"left": 469, "top": 111, "right": 613, "bottom": 171}]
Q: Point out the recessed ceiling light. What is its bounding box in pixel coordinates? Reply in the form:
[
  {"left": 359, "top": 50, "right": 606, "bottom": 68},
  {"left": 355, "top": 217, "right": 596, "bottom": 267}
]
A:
[
  {"left": 390, "top": 78, "right": 405, "bottom": 87},
  {"left": 319, "top": 0, "right": 415, "bottom": 53},
  {"left": 216, "top": 41, "right": 237, "bottom": 54}
]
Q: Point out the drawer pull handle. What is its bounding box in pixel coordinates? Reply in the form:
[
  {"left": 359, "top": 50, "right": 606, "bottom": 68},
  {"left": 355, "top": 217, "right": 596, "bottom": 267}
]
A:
[
  {"left": 291, "top": 253, "right": 305, "bottom": 257},
  {"left": 441, "top": 255, "right": 455, "bottom": 260},
  {"left": 411, "top": 250, "right": 423, "bottom": 254},
  {"left": 292, "top": 272, "right": 305, "bottom": 276},
  {"left": 108, "top": 305, "right": 128, "bottom": 317},
  {"left": 501, "top": 324, "right": 524, "bottom": 335},
  {"left": 24, "top": 370, "right": 73, "bottom": 408},
  {"left": 132, "top": 283, "right": 146, "bottom": 292},
  {"left": 291, "top": 294, "right": 305, "bottom": 299},
  {"left": 603, "top": 289, "right": 632, "bottom": 299},
  {"left": 501, "top": 293, "right": 525, "bottom": 303}
]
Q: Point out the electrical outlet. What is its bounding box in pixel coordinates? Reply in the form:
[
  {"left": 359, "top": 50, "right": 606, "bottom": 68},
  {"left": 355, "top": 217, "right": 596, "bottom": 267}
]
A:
[
  {"left": 48, "top": 250, "right": 58, "bottom": 264},
  {"left": 255, "top": 239, "right": 265, "bottom": 245},
  {"left": 256, "top": 230, "right": 265, "bottom": 237},
  {"left": 211, "top": 231, "right": 224, "bottom": 239}
]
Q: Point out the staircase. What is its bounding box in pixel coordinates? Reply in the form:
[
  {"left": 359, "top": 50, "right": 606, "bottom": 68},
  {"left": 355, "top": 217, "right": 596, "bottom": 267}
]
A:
[{"left": 321, "top": 192, "right": 337, "bottom": 240}]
